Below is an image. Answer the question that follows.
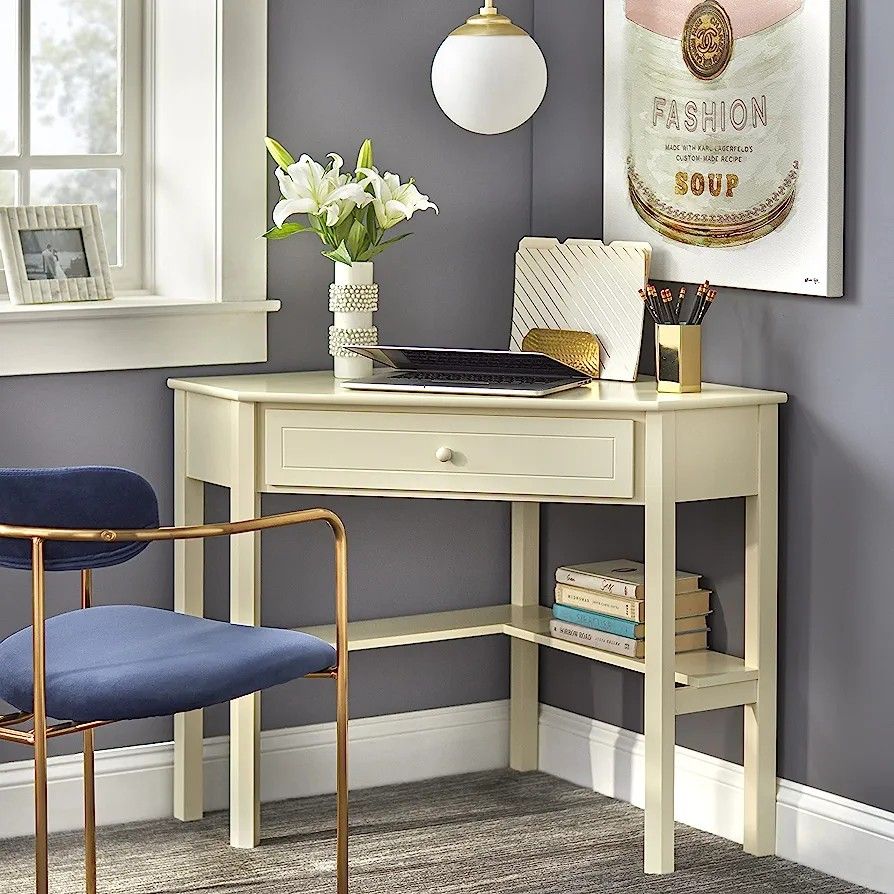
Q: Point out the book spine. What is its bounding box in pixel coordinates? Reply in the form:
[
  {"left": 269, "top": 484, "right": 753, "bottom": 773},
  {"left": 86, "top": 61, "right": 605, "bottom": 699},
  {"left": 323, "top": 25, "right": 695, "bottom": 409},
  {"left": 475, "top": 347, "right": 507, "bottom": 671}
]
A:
[
  {"left": 552, "top": 603, "right": 639, "bottom": 638},
  {"left": 549, "top": 619, "right": 639, "bottom": 656},
  {"left": 554, "top": 584, "right": 643, "bottom": 622},
  {"left": 556, "top": 568, "right": 639, "bottom": 598}
]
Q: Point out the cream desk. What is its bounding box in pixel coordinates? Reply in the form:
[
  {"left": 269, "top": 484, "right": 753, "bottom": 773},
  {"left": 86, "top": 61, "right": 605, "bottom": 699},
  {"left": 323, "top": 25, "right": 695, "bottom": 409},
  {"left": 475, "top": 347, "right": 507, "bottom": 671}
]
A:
[{"left": 167, "top": 370, "right": 787, "bottom": 874}]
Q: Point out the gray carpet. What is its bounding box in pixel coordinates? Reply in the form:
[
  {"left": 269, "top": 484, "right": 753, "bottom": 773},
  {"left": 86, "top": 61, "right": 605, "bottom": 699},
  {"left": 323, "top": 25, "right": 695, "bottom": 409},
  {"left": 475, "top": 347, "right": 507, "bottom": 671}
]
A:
[{"left": 0, "top": 771, "right": 875, "bottom": 893}]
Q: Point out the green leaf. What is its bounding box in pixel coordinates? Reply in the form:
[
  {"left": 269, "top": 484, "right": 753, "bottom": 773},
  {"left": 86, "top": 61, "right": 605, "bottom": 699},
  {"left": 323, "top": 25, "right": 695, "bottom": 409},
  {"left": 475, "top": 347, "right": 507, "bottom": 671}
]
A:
[
  {"left": 335, "top": 239, "right": 353, "bottom": 263},
  {"left": 346, "top": 220, "right": 368, "bottom": 259},
  {"left": 378, "top": 232, "right": 413, "bottom": 248},
  {"left": 262, "top": 222, "right": 312, "bottom": 240},
  {"left": 316, "top": 215, "right": 338, "bottom": 247},
  {"left": 303, "top": 216, "right": 329, "bottom": 245},
  {"left": 356, "top": 138, "right": 374, "bottom": 172},
  {"left": 333, "top": 217, "right": 354, "bottom": 247},
  {"left": 365, "top": 204, "right": 380, "bottom": 242},
  {"left": 322, "top": 240, "right": 353, "bottom": 266},
  {"left": 265, "top": 136, "right": 295, "bottom": 168},
  {"left": 359, "top": 232, "right": 413, "bottom": 260}
]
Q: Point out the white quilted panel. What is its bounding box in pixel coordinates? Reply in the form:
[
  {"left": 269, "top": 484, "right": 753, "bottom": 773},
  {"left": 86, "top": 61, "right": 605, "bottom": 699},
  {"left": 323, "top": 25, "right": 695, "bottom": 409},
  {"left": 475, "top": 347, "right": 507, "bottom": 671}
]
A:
[{"left": 511, "top": 238, "right": 651, "bottom": 382}]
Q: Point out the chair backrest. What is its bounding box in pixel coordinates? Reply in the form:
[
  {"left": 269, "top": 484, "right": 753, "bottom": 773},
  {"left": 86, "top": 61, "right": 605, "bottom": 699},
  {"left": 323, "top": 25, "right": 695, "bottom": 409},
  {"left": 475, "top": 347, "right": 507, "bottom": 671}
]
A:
[{"left": 0, "top": 467, "right": 159, "bottom": 571}]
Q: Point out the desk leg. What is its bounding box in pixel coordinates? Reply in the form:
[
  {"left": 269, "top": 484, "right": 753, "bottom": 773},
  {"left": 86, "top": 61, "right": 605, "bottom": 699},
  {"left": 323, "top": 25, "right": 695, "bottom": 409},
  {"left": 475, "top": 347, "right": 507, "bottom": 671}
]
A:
[
  {"left": 644, "top": 413, "right": 676, "bottom": 874},
  {"left": 510, "top": 502, "right": 540, "bottom": 771},
  {"left": 229, "top": 402, "right": 261, "bottom": 848},
  {"left": 173, "top": 390, "right": 205, "bottom": 822},
  {"left": 744, "top": 405, "right": 779, "bottom": 855}
]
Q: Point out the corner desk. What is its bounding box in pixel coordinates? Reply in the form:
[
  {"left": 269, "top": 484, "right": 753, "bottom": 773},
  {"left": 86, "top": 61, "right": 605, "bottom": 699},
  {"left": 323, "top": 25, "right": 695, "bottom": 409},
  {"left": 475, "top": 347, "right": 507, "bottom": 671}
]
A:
[{"left": 167, "top": 371, "right": 787, "bottom": 875}]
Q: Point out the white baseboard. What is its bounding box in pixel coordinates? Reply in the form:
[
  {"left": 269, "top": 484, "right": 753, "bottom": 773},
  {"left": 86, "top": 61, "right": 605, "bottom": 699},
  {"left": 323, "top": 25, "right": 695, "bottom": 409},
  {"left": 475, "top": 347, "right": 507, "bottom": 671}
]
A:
[
  {"left": 0, "top": 700, "right": 509, "bottom": 840},
  {"left": 539, "top": 704, "right": 894, "bottom": 894},
  {"left": 2, "top": 699, "right": 891, "bottom": 894}
]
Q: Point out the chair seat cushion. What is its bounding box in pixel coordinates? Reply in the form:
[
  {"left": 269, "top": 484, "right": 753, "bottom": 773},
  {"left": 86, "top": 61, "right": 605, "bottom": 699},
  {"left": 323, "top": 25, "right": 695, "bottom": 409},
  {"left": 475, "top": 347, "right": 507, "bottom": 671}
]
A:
[{"left": 0, "top": 606, "right": 337, "bottom": 722}]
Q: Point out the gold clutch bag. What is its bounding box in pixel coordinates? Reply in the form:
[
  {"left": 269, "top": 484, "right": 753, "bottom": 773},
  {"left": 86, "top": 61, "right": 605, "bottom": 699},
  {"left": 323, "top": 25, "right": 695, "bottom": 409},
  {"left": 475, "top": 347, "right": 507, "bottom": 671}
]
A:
[{"left": 521, "top": 329, "right": 601, "bottom": 378}]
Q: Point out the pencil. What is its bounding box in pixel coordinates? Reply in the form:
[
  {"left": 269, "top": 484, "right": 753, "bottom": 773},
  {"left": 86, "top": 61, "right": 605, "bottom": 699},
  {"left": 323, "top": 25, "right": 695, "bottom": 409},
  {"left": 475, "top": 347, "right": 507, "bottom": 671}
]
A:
[
  {"left": 693, "top": 288, "right": 717, "bottom": 324},
  {"left": 639, "top": 288, "right": 660, "bottom": 324},
  {"left": 688, "top": 280, "right": 710, "bottom": 325},
  {"left": 660, "top": 288, "right": 675, "bottom": 324},
  {"left": 675, "top": 286, "right": 686, "bottom": 321},
  {"left": 654, "top": 287, "right": 664, "bottom": 322},
  {"left": 649, "top": 284, "right": 667, "bottom": 323}
]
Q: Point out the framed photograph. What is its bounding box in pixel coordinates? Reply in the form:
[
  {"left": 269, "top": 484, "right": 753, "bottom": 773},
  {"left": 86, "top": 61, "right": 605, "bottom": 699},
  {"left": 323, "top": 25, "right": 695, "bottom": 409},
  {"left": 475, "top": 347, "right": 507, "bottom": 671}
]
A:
[
  {"left": 602, "top": 1, "right": 846, "bottom": 297},
  {"left": 0, "top": 204, "right": 115, "bottom": 304}
]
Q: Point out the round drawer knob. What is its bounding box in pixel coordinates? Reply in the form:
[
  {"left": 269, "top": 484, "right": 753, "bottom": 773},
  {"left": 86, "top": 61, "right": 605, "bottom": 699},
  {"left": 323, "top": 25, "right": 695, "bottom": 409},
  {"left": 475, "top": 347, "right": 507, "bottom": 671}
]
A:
[{"left": 435, "top": 446, "right": 454, "bottom": 463}]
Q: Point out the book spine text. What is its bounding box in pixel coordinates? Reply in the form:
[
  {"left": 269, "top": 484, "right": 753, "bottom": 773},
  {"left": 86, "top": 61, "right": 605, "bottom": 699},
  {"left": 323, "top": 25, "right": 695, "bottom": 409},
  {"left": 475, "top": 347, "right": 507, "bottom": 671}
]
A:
[
  {"left": 549, "top": 619, "right": 639, "bottom": 655},
  {"left": 556, "top": 568, "right": 639, "bottom": 598},
  {"left": 552, "top": 603, "right": 639, "bottom": 638},
  {"left": 554, "top": 584, "right": 643, "bottom": 622}
]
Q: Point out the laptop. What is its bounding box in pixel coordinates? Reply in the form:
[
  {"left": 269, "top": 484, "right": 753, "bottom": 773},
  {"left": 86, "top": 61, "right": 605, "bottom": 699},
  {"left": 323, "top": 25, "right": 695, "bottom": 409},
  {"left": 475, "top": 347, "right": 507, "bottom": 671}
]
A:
[{"left": 339, "top": 346, "right": 592, "bottom": 397}]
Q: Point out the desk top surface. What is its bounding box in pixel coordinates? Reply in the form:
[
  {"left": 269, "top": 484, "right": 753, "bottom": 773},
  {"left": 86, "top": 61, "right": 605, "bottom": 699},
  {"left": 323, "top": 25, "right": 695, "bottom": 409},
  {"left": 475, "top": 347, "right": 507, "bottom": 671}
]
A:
[{"left": 168, "top": 371, "right": 787, "bottom": 413}]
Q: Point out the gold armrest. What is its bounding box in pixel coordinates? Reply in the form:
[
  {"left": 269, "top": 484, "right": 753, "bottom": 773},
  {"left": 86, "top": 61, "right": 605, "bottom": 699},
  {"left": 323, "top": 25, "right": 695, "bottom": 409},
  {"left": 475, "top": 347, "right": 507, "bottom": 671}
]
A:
[
  {"left": 0, "top": 508, "right": 348, "bottom": 739},
  {"left": 0, "top": 507, "right": 345, "bottom": 545},
  {"left": 0, "top": 506, "right": 347, "bottom": 655}
]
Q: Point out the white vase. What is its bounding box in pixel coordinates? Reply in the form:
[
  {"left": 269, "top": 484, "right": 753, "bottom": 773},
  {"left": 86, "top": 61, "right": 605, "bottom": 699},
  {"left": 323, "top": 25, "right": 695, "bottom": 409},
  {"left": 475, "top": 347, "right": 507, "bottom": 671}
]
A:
[{"left": 329, "top": 261, "right": 377, "bottom": 379}]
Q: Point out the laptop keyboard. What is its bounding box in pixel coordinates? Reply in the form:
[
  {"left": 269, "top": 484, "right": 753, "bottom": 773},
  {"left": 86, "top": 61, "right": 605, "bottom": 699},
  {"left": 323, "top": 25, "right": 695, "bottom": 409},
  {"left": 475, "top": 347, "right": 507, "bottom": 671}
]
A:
[{"left": 391, "top": 371, "right": 541, "bottom": 386}]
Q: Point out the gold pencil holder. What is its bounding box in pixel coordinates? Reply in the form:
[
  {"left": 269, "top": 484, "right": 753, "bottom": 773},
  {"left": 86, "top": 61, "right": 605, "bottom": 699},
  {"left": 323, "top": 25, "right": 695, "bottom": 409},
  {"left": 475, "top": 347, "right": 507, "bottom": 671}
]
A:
[{"left": 656, "top": 324, "right": 702, "bottom": 393}]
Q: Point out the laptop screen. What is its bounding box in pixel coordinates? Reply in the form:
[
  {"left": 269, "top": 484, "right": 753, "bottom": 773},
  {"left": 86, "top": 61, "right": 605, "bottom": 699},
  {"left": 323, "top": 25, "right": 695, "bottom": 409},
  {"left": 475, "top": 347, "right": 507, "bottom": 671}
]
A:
[{"left": 345, "top": 346, "right": 587, "bottom": 378}]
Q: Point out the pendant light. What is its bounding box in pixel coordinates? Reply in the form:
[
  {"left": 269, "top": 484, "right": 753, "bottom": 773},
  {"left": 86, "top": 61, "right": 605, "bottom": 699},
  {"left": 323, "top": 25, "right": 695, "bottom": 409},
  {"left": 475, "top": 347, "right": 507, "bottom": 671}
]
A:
[{"left": 431, "top": 1, "right": 548, "bottom": 135}]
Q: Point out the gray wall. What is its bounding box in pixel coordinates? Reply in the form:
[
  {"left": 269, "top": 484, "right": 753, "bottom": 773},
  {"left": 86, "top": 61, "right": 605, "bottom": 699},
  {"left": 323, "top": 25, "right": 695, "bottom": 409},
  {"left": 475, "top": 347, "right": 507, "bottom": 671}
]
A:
[
  {"left": 1, "top": 0, "right": 891, "bottom": 817},
  {"left": 0, "top": 0, "right": 533, "bottom": 761},
  {"left": 533, "top": 0, "right": 894, "bottom": 814}
]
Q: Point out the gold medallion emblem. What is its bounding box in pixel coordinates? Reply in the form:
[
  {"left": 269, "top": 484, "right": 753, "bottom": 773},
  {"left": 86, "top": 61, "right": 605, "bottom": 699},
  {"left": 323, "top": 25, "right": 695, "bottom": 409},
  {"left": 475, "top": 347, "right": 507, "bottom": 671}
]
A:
[{"left": 682, "top": 0, "right": 733, "bottom": 80}]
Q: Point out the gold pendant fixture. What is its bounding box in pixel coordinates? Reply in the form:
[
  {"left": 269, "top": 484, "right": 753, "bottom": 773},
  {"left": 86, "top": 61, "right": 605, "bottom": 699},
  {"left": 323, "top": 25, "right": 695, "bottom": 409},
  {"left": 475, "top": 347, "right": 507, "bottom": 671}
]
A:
[{"left": 431, "top": 0, "right": 548, "bottom": 135}]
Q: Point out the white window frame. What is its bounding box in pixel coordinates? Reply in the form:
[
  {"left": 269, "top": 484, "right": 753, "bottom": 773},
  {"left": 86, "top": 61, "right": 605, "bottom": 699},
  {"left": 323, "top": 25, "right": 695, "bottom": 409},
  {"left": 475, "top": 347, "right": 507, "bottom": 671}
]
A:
[
  {"left": 1, "top": 0, "right": 143, "bottom": 291},
  {"left": 0, "top": 0, "right": 278, "bottom": 376}
]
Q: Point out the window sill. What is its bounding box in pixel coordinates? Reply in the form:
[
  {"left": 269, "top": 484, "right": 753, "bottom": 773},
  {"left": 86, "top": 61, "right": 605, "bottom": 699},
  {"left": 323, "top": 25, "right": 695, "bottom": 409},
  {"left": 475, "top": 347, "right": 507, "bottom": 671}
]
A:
[{"left": 0, "top": 295, "right": 280, "bottom": 377}]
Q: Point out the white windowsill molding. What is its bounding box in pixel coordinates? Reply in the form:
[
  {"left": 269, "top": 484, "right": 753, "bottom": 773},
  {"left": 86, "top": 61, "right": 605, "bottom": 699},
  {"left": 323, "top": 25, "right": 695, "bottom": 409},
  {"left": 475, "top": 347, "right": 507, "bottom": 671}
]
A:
[
  {"left": 0, "top": 296, "right": 280, "bottom": 376},
  {"left": 0, "top": 295, "right": 279, "bottom": 322}
]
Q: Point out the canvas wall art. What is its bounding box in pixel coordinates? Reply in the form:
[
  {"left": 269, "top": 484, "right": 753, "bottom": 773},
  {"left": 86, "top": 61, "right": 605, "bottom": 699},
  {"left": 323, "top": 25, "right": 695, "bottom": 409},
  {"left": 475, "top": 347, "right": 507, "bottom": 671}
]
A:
[{"left": 602, "top": 0, "right": 845, "bottom": 297}]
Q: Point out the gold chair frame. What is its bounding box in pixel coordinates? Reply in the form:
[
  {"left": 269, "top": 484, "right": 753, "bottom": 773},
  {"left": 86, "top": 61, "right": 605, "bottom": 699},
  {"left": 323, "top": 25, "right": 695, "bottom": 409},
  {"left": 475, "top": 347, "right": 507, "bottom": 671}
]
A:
[{"left": 0, "top": 508, "right": 349, "bottom": 894}]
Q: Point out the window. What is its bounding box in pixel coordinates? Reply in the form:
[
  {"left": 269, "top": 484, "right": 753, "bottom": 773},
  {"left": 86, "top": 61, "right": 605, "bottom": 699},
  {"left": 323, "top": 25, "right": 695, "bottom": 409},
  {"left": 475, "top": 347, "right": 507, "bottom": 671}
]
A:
[
  {"left": 0, "top": 0, "right": 143, "bottom": 291},
  {"left": 0, "top": 1, "right": 276, "bottom": 377}
]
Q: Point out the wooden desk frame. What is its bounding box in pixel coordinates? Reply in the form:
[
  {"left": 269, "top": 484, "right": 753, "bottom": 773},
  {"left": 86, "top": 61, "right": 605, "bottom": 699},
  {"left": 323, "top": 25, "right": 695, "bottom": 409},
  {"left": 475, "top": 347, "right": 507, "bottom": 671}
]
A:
[{"left": 168, "top": 372, "right": 785, "bottom": 874}]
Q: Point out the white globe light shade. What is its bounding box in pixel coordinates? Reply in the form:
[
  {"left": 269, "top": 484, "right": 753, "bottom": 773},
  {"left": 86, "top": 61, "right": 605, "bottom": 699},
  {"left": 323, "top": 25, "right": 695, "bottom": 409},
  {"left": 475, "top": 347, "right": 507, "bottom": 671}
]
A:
[{"left": 431, "top": 34, "right": 548, "bottom": 135}]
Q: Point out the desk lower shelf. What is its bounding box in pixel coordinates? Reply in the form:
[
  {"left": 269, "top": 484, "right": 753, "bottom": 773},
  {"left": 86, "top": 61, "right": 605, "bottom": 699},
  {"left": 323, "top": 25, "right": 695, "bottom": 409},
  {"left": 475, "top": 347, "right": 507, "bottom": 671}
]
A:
[{"left": 297, "top": 605, "right": 757, "bottom": 690}]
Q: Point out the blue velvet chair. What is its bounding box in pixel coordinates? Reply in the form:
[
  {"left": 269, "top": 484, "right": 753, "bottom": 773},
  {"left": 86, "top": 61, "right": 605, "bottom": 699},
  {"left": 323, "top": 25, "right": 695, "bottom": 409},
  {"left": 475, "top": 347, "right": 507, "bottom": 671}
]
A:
[{"left": 0, "top": 467, "right": 349, "bottom": 894}]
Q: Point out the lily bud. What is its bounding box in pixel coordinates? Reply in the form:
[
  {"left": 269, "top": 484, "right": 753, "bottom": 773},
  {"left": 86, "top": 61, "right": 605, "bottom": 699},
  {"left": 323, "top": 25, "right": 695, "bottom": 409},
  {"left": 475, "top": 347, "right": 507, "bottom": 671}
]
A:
[
  {"left": 356, "top": 139, "right": 374, "bottom": 174},
  {"left": 265, "top": 137, "right": 295, "bottom": 169}
]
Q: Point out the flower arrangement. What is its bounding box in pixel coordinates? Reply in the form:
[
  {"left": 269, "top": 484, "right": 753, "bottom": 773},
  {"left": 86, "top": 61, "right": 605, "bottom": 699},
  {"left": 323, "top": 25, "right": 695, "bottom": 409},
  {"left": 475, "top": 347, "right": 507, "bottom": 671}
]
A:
[{"left": 264, "top": 137, "right": 439, "bottom": 265}]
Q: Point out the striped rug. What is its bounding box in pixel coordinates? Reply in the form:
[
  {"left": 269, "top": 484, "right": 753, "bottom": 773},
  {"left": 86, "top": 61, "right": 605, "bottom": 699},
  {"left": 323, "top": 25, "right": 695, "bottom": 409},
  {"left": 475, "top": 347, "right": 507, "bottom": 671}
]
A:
[{"left": 0, "top": 771, "right": 873, "bottom": 893}]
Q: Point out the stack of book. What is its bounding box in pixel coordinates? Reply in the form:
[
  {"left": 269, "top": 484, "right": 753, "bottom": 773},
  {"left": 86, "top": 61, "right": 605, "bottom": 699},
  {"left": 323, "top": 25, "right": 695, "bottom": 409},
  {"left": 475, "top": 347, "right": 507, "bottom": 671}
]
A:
[{"left": 549, "top": 559, "right": 710, "bottom": 658}]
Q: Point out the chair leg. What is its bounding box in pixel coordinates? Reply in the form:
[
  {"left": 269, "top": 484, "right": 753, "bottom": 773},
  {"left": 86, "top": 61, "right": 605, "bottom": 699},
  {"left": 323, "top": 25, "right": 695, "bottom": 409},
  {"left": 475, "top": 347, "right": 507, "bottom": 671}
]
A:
[
  {"left": 336, "top": 670, "right": 348, "bottom": 894},
  {"left": 33, "top": 540, "right": 49, "bottom": 894},
  {"left": 81, "top": 572, "right": 98, "bottom": 893},
  {"left": 34, "top": 730, "right": 48, "bottom": 894},
  {"left": 84, "top": 729, "right": 97, "bottom": 894}
]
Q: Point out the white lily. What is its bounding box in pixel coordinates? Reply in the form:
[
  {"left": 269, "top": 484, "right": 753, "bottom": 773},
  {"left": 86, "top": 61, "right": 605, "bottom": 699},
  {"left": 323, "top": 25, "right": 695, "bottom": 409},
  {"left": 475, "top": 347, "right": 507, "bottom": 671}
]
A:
[
  {"left": 264, "top": 138, "right": 439, "bottom": 265},
  {"left": 358, "top": 168, "right": 439, "bottom": 230},
  {"left": 274, "top": 153, "right": 372, "bottom": 228}
]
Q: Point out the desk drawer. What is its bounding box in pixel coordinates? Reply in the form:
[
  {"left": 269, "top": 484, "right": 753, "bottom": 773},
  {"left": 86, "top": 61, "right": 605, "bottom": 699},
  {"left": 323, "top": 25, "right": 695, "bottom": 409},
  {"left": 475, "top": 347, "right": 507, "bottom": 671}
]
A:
[{"left": 264, "top": 410, "right": 634, "bottom": 499}]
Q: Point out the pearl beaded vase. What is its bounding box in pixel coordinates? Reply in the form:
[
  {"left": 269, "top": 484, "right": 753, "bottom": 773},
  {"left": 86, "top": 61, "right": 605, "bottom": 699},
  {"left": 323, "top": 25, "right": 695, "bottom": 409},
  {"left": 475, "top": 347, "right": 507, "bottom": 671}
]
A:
[{"left": 328, "top": 261, "right": 377, "bottom": 379}]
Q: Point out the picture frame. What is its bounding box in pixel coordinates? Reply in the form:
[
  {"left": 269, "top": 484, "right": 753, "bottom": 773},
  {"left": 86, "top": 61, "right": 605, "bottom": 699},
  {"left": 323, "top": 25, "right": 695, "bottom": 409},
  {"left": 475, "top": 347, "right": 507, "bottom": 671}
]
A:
[
  {"left": 602, "top": 0, "right": 846, "bottom": 297},
  {"left": 0, "top": 204, "right": 115, "bottom": 304}
]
